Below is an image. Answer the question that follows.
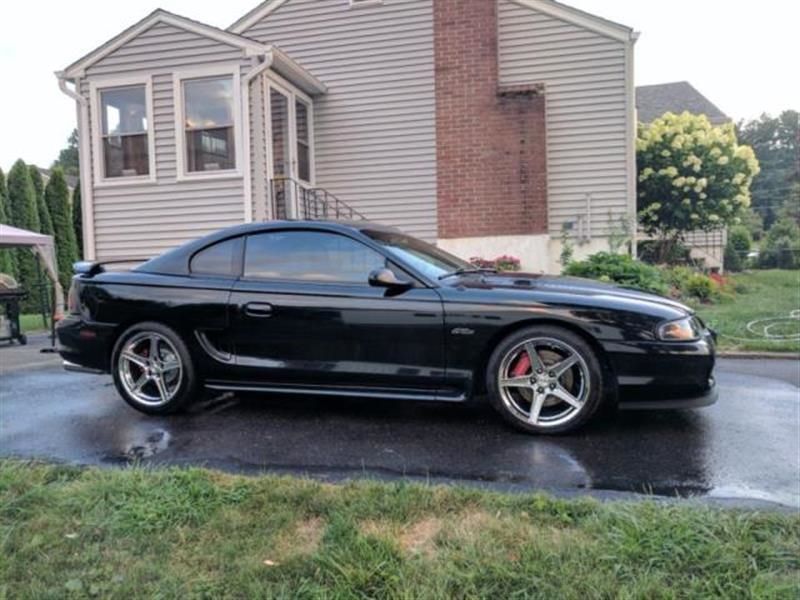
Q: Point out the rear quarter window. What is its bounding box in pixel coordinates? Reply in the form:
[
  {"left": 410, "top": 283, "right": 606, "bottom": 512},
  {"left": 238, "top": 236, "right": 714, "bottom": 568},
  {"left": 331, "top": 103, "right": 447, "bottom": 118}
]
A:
[{"left": 190, "top": 237, "right": 243, "bottom": 277}]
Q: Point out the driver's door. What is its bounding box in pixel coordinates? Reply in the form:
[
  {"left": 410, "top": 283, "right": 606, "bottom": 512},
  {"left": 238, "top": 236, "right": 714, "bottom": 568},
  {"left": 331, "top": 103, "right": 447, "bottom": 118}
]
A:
[{"left": 227, "top": 229, "right": 446, "bottom": 394}]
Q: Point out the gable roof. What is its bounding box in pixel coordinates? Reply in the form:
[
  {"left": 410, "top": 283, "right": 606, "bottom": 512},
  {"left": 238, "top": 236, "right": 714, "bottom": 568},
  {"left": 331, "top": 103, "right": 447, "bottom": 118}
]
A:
[
  {"left": 230, "top": 0, "right": 637, "bottom": 42},
  {"left": 229, "top": 0, "right": 289, "bottom": 33},
  {"left": 636, "top": 81, "right": 730, "bottom": 125},
  {"left": 60, "top": 9, "right": 267, "bottom": 78}
]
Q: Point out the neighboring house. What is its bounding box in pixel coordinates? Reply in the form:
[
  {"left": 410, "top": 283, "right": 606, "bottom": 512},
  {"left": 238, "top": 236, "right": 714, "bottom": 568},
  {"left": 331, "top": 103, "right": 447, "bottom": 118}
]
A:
[
  {"left": 636, "top": 81, "right": 730, "bottom": 126},
  {"left": 636, "top": 81, "right": 732, "bottom": 269},
  {"left": 57, "top": 0, "right": 638, "bottom": 273}
]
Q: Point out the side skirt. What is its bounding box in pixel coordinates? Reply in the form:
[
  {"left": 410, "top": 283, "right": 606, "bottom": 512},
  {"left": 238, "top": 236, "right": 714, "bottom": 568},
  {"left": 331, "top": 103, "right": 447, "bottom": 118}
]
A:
[{"left": 203, "top": 381, "right": 466, "bottom": 403}]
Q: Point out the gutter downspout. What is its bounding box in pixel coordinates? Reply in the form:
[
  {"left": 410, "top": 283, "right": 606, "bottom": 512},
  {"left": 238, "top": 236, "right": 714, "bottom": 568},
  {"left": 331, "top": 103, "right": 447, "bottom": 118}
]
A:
[
  {"left": 56, "top": 72, "right": 95, "bottom": 260},
  {"left": 241, "top": 51, "right": 275, "bottom": 222},
  {"left": 626, "top": 32, "right": 641, "bottom": 257}
]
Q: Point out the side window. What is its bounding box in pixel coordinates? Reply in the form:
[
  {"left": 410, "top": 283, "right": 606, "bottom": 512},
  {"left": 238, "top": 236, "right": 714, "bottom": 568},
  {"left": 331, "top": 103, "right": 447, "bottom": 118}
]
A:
[
  {"left": 190, "top": 237, "right": 242, "bottom": 277},
  {"left": 244, "top": 231, "right": 386, "bottom": 283}
]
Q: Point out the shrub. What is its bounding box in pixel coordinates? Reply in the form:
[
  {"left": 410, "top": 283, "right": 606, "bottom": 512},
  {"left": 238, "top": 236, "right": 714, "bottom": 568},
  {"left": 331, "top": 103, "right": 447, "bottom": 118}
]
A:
[
  {"left": 7, "top": 160, "right": 42, "bottom": 310},
  {"left": 758, "top": 218, "right": 800, "bottom": 269},
  {"left": 494, "top": 255, "right": 521, "bottom": 271},
  {"left": 45, "top": 168, "right": 79, "bottom": 294},
  {"left": 469, "top": 255, "right": 522, "bottom": 272},
  {"left": 724, "top": 225, "right": 752, "bottom": 272},
  {"left": 637, "top": 239, "right": 691, "bottom": 265},
  {"left": 563, "top": 252, "right": 668, "bottom": 295},
  {"left": 684, "top": 273, "right": 715, "bottom": 301}
]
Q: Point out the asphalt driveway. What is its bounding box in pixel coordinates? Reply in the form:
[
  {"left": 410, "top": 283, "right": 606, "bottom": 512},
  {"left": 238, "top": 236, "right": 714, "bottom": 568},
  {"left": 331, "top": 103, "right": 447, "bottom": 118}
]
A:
[{"left": 1, "top": 335, "right": 798, "bottom": 508}]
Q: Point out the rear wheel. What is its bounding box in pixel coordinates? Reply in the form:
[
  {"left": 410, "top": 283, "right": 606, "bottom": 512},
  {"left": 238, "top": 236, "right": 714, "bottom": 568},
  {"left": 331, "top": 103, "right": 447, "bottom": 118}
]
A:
[
  {"left": 486, "top": 325, "right": 604, "bottom": 434},
  {"left": 111, "top": 322, "right": 197, "bottom": 415}
]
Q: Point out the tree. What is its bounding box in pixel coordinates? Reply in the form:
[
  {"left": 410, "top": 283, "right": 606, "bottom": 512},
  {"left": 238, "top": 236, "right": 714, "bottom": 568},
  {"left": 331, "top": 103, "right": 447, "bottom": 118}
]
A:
[
  {"left": 724, "top": 225, "right": 752, "bottom": 272},
  {"left": 28, "top": 165, "right": 54, "bottom": 236},
  {"left": 758, "top": 218, "right": 800, "bottom": 269},
  {"left": 72, "top": 182, "right": 83, "bottom": 259},
  {"left": 7, "top": 160, "right": 42, "bottom": 308},
  {"left": 737, "top": 111, "right": 799, "bottom": 229},
  {"left": 637, "top": 112, "right": 760, "bottom": 262},
  {"left": 0, "top": 168, "right": 17, "bottom": 277},
  {"left": 45, "top": 168, "right": 79, "bottom": 294},
  {"left": 51, "top": 128, "right": 80, "bottom": 178}
]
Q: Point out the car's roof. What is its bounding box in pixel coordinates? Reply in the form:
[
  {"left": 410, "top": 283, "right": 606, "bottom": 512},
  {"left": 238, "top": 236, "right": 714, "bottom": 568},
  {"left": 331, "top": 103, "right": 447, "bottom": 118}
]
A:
[{"left": 136, "top": 219, "right": 402, "bottom": 276}]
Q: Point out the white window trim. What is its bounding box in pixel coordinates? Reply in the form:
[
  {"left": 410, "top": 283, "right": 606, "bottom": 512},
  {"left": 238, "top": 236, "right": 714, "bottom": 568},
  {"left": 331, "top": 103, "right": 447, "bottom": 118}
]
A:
[
  {"left": 173, "top": 65, "right": 244, "bottom": 182},
  {"left": 89, "top": 75, "right": 157, "bottom": 188}
]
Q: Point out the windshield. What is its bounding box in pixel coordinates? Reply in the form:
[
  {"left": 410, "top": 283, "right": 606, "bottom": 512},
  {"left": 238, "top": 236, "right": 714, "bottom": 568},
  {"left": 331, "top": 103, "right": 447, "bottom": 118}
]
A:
[{"left": 364, "top": 230, "right": 471, "bottom": 280}]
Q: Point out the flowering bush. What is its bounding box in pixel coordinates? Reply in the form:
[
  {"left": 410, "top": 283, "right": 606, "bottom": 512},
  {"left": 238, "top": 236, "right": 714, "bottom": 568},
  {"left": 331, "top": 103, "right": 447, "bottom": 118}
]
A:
[
  {"left": 637, "top": 112, "right": 760, "bottom": 261},
  {"left": 469, "top": 255, "right": 522, "bottom": 272}
]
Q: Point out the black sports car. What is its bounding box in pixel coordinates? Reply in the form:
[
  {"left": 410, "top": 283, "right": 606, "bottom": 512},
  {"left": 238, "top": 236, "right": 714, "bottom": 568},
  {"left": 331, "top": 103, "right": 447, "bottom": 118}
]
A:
[{"left": 57, "top": 220, "right": 717, "bottom": 434}]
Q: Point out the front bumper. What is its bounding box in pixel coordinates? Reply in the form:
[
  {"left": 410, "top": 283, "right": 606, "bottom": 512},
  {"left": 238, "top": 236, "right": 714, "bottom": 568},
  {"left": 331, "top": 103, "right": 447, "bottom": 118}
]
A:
[
  {"left": 601, "top": 332, "right": 717, "bottom": 410},
  {"left": 618, "top": 376, "right": 718, "bottom": 410}
]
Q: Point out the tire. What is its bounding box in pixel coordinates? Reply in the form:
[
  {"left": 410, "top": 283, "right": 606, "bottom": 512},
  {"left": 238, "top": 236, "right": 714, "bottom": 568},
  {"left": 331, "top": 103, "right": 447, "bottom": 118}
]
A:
[
  {"left": 111, "top": 321, "right": 198, "bottom": 415},
  {"left": 18, "top": 334, "right": 27, "bottom": 346},
  {"left": 486, "top": 325, "right": 605, "bottom": 435}
]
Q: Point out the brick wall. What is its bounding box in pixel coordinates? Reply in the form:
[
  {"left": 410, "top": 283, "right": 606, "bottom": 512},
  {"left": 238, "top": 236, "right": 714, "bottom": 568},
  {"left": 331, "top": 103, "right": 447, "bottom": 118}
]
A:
[{"left": 434, "top": 0, "right": 548, "bottom": 239}]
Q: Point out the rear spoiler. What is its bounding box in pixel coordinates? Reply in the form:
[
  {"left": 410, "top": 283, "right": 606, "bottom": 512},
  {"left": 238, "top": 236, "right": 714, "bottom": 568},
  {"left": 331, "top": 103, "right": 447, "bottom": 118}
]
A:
[{"left": 73, "top": 258, "right": 150, "bottom": 278}]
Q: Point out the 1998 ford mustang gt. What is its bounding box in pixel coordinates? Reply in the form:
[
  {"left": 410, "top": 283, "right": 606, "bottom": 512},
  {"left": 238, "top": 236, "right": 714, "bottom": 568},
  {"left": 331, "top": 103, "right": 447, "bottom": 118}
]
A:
[{"left": 57, "top": 220, "right": 717, "bottom": 434}]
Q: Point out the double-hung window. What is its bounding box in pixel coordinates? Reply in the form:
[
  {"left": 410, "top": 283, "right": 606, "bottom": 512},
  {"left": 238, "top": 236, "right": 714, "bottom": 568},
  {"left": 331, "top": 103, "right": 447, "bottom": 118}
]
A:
[
  {"left": 179, "top": 73, "right": 238, "bottom": 175},
  {"left": 93, "top": 79, "right": 154, "bottom": 182}
]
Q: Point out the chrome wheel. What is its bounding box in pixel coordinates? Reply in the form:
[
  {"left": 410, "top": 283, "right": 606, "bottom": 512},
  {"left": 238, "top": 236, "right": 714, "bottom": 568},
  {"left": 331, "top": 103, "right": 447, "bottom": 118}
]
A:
[
  {"left": 497, "top": 337, "right": 590, "bottom": 429},
  {"left": 118, "top": 332, "right": 183, "bottom": 407}
]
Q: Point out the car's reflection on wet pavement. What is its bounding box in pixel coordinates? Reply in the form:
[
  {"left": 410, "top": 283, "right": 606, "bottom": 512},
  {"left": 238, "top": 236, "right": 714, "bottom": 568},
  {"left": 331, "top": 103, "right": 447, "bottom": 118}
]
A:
[{"left": 1, "top": 358, "right": 797, "bottom": 508}]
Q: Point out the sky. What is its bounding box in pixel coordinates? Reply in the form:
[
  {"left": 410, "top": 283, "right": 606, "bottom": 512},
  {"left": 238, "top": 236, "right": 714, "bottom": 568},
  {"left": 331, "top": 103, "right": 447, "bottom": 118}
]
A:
[{"left": 0, "top": 0, "right": 798, "bottom": 171}]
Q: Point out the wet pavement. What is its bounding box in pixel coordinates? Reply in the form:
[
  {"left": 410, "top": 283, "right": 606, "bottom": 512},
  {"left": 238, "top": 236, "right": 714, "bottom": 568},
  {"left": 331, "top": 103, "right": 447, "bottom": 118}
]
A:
[{"left": 1, "top": 336, "right": 798, "bottom": 508}]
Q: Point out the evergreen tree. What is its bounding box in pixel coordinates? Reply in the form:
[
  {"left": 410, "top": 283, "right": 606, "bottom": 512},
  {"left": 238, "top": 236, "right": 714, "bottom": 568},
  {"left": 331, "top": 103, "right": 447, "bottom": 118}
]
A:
[
  {"left": 0, "top": 168, "right": 18, "bottom": 277},
  {"left": 7, "top": 160, "right": 41, "bottom": 306},
  {"left": 72, "top": 182, "right": 83, "bottom": 259},
  {"left": 28, "top": 165, "right": 54, "bottom": 236},
  {"left": 45, "top": 168, "right": 78, "bottom": 293}
]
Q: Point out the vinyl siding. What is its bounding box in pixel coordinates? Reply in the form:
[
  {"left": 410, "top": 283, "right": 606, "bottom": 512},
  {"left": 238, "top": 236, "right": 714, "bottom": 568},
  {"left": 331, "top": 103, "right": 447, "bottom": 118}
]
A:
[
  {"left": 83, "top": 22, "right": 251, "bottom": 259},
  {"left": 237, "top": 0, "right": 437, "bottom": 240},
  {"left": 498, "top": 0, "right": 633, "bottom": 237}
]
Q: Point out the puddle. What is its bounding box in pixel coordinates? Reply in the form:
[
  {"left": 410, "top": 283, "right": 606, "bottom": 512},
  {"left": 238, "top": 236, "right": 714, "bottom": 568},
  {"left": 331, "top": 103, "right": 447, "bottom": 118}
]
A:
[{"left": 120, "top": 429, "right": 171, "bottom": 461}]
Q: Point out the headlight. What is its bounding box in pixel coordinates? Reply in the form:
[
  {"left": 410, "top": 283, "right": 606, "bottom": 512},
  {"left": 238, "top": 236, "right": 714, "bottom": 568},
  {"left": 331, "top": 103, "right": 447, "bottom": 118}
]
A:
[{"left": 657, "top": 317, "right": 702, "bottom": 341}]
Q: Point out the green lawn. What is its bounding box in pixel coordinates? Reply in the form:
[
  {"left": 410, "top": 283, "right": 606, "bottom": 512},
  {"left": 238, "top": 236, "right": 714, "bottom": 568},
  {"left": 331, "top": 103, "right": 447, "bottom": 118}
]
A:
[
  {"left": 1, "top": 461, "right": 798, "bottom": 598},
  {"left": 694, "top": 269, "right": 800, "bottom": 353},
  {"left": 20, "top": 313, "right": 49, "bottom": 333}
]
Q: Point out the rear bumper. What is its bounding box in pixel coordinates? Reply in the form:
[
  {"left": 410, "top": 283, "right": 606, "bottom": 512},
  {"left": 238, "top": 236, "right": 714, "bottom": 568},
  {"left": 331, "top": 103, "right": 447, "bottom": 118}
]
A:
[{"left": 56, "top": 315, "right": 116, "bottom": 373}]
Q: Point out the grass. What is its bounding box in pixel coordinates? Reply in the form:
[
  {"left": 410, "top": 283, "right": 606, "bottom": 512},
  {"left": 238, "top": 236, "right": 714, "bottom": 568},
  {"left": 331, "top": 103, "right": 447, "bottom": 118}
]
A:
[
  {"left": 1, "top": 461, "right": 798, "bottom": 598},
  {"left": 20, "top": 313, "right": 49, "bottom": 334},
  {"left": 694, "top": 269, "right": 800, "bottom": 353}
]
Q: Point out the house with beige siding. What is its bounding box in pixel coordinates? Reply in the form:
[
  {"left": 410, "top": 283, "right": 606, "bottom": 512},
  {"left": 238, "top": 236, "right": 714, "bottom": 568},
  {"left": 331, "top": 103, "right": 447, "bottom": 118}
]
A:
[{"left": 57, "top": 0, "right": 638, "bottom": 273}]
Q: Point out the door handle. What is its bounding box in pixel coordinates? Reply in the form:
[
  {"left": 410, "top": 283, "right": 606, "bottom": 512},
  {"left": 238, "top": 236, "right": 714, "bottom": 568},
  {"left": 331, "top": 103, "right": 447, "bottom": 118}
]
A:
[{"left": 244, "top": 302, "right": 273, "bottom": 318}]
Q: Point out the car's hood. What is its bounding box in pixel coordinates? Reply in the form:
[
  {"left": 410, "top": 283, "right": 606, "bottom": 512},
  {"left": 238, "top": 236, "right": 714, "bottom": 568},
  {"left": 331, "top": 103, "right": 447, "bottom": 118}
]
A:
[{"left": 452, "top": 272, "right": 692, "bottom": 314}]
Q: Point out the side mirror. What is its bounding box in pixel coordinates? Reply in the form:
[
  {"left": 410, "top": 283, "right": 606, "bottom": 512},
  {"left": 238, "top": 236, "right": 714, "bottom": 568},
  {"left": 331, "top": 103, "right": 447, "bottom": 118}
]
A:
[{"left": 368, "top": 268, "right": 413, "bottom": 290}]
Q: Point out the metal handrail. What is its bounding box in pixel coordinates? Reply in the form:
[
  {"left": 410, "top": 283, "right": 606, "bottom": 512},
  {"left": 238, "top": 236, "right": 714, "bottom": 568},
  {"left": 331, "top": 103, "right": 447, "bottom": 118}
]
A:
[{"left": 269, "top": 177, "right": 367, "bottom": 221}]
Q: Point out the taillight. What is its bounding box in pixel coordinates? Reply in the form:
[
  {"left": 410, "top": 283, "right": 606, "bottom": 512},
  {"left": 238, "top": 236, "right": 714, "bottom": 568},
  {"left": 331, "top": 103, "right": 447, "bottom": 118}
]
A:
[{"left": 67, "top": 281, "right": 80, "bottom": 315}]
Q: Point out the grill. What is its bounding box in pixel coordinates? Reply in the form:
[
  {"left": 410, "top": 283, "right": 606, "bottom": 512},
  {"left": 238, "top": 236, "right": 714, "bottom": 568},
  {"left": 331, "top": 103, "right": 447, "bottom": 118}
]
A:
[{"left": 0, "top": 274, "right": 27, "bottom": 345}]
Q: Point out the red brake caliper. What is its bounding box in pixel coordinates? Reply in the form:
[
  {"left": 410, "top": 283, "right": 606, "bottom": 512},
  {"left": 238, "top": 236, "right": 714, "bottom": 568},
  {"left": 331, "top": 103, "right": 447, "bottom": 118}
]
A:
[{"left": 509, "top": 352, "right": 531, "bottom": 377}]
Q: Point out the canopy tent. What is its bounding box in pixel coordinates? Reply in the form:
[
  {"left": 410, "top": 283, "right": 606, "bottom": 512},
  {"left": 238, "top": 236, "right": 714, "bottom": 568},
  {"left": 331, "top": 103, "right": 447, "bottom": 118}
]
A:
[{"left": 0, "top": 223, "right": 65, "bottom": 318}]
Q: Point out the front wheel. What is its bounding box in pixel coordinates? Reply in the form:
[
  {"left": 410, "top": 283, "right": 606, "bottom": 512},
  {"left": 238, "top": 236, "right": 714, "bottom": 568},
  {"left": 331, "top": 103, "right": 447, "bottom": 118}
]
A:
[
  {"left": 486, "top": 326, "right": 605, "bottom": 434},
  {"left": 111, "top": 322, "right": 198, "bottom": 415}
]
